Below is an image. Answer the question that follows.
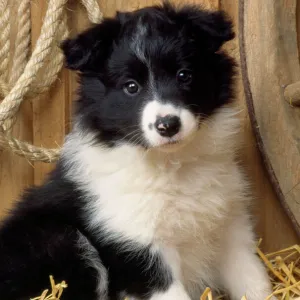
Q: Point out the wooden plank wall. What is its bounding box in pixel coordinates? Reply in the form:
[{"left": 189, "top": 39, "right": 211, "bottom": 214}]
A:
[{"left": 0, "top": 0, "right": 299, "bottom": 252}]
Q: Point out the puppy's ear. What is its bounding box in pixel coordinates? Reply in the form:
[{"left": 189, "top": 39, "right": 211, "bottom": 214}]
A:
[
  {"left": 60, "top": 18, "right": 121, "bottom": 72},
  {"left": 116, "top": 11, "right": 132, "bottom": 24},
  {"left": 166, "top": 3, "right": 234, "bottom": 52}
]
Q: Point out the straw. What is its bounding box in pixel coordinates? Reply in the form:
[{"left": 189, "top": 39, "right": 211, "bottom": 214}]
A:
[{"left": 31, "top": 242, "right": 300, "bottom": 300}]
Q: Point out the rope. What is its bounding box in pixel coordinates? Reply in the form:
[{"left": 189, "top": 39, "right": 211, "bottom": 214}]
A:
[
  {"left": 81, "top": 0, "right": 103, "bottom": 23},
  {"left": 9, "top": 0, "right": 30, "bottom": 85},
  {"left": 0, "top": 0, "right": 102, "bottom": 163},
  {"left": 0, "top": 0, "right": 10, "bottom": 81}
]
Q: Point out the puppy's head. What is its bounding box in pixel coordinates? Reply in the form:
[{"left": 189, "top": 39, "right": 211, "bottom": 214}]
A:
[{"left": 61, "top": 2, "right": 235, "bottom": 151}]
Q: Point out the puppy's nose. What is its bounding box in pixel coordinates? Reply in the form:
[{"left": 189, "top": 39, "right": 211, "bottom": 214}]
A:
[{"left": 154, "top": 115, "right": 181, "bottom": 137}]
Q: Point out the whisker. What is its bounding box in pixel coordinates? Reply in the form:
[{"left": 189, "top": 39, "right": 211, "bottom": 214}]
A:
[
  {"left": 119, "top": 129, "right": 141, "bottom": 141},
  {"left": 125, "top": 132, "right": 144, "bottom": 146},
  {"left": 116, "top": 124, "right": 140, "bottom": 135}
]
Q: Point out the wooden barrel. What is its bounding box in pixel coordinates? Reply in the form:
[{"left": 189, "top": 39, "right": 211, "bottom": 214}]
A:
[{"left": 239, "top": 0, "right": 300, "bottom": 233}]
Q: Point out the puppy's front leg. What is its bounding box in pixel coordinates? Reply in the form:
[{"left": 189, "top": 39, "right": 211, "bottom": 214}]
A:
[
  {"left": 219, "top": 217, "right": 273, "bottom": 300},
  {"left": 150, "top": 281, "right": 191, "bottom": 300},
  {"left": 149, "top": 246, "right": 191, "bottom": 300},
  {"left": 109, "top": 244, "right": 191, "bottom": 300}
]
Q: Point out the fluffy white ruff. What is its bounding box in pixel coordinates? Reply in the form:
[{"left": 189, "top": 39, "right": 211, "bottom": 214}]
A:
[{"left": 62, "top": 106, "right": 272, "bottom": 300}]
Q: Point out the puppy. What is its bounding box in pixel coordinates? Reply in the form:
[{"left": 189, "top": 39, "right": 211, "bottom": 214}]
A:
[{"left": 0, "top": 2, "right": 273, "bottom": 300}]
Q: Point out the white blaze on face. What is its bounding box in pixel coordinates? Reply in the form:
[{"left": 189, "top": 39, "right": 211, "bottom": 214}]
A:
[
  {"left": 130, "top": 18, "right": 199, "bottom": 150},
  {"left": 141, "top": 99, "right": 198, "bottom": 149}
]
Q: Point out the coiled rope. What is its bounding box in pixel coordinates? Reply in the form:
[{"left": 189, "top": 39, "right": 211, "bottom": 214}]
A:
[{"left": 0, "top": 0, "right": 102, "bottom": 163}]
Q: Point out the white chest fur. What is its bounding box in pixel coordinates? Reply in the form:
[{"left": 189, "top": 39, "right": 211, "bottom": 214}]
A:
[{"left": 63, "top": 107, "right": 246, "bottom": 295}]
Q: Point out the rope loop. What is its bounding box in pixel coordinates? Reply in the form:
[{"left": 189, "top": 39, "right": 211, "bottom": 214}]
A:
[{"left": 0, "top": 0, "right": 102, "bottom": 163}]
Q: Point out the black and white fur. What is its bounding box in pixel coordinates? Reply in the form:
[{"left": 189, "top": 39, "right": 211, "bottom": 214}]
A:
[{"left": 0, "top": 3, "right": 273, "bottom": 300}]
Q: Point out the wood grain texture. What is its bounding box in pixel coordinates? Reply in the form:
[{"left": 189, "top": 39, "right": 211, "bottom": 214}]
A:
[
  {"left": 224, "top": 0, "right": 299, "bottom": 252},
  {"left": 0, "top": 0, "right": 299, "bottom": 252},
  {"left": 0, "top": 1, "right": 33, "bottom": 218},
  {"left": 31, "top": 1, "right": 67, "bottom": 186},
  {"left": 240, "top": 0, "right": 300, "bottom": 238},
  {"left": 298, "top": 0, "right": 300, "bottom": 60}
]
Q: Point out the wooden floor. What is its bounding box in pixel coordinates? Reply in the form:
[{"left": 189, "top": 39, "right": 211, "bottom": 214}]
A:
[{"left": 0, "top": 0, "right": 299, "bottom": 252}]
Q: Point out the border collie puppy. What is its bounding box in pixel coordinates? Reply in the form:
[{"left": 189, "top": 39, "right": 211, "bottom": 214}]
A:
[{"left": 0, "top": 3, "right": 273, "bottom": 300}]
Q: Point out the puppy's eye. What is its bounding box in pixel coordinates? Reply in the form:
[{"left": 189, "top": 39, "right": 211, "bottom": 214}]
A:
[
  {"left": 123, "top": 80, "right": 140, "bottom": 96},
  {"left": 177, "top": 69, "right": 193, "bottom": 84}
]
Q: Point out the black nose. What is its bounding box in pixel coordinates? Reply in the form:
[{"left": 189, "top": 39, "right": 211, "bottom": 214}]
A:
[{"left": 154, "top": 115, "right": 181, "bottom": 137}]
